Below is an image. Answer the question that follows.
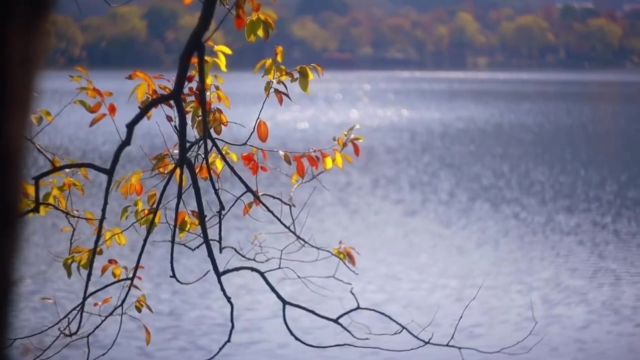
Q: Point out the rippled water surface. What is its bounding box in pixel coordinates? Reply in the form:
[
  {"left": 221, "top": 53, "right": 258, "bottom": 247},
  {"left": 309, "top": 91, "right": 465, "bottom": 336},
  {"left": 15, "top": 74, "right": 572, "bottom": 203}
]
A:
[{"left": 9, "top": 70, "right": 640, "bottom": 359}]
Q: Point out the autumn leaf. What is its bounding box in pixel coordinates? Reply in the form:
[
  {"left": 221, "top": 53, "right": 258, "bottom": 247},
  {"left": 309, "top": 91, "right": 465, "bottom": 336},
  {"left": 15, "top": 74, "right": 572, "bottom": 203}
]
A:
[
  {"left": 134, "top": 294, "right": 151, "bottom": 313},
  {"left": 112, "top": 266, "right": 123, "bottom": 280},
  {"left": 333, "top": 243, "right": 357, "bottom": 267},
  {"left": 143, "top": 323, "right": 152, "bottom": 346},
  {"left": 306, "top": 153, "right": 319, "bottom": 170},
  {"left": 101, "top": 259, "right": 119, "bottom": 276},
  {"left": 108, "top": 103, "right": 117, "bottom": 118},
  {"left": 257, "top": 119, "right": 269, "bottom": 143},
  {"left": 334, "top": 150, "right": 344, "bottom": 169},
  {"left": 243, "top": 201, "right": 254, "bottom": 216},
  {"left": 275, "top": 45, "right": 285, "bottom": 63},
  {"left": 295, "top": 156, "right": 306, "bottom": 179},
  {"left": 297, "top": 66, "right": 313, "bottom": 93},
  {"left": 93, "top": 296, "right": 112, "bottom": 308},
  {"left": 322, "top": 152, "right": 333, "bottom": 170},
  {"left": 120, "top": 171, "right": 144, "bottom": 199},
  {"left": 352, "top": 141, "right": 361, "bottom": 157},
  {"left": 235, "top": 0, "right": 247, "bottom": 30},
  {"left": 89, "top": 113, "right": 107, "bottom": 127},
  {"left": 74, "top": 65, "right": 89, "bottom": 77}
]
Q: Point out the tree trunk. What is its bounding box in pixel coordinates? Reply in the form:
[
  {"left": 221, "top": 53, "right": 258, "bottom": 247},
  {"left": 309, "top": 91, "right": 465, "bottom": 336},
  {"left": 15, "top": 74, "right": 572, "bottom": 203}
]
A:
[{"left": 1, "top": 2, "right": 53, "bottom": 359}]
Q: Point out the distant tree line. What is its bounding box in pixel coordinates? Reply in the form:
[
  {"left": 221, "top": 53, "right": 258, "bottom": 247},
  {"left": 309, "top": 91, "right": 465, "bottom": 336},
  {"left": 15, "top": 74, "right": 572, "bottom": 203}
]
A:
[{"left": 47, "top": 0, "right": 640, "bottom": 69}]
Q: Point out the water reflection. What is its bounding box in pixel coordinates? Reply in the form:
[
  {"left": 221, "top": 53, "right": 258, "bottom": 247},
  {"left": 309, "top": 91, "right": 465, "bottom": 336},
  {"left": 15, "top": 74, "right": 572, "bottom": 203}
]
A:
[{"left": 10, "top": 70, "right": 640, "bottom": 359}]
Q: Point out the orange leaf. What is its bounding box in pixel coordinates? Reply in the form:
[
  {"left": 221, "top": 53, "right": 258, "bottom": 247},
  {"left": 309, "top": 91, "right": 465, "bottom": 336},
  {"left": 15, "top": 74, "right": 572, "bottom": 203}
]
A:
[
  {"left": 134, "top": 182, "right": 144, "bottom": 197},
  {"left": 243, "top": 201, "right": 253, "bottom": 216},
  {"left": 89, "top": 113, "right": 107, "bottom": 127},
  {"left": 197, "top": 163, "right": 210, "bottom": 181},
  {"left": 177, "top": 210, "right": 188, "bottom": 225},
  {"left": 183, "top": 0, "right": 193, "bottom": 5},
  {"left": 108, "top": 103, "right": 117, "bottom": 118},
  {"left": 257, "top": 119, "right": 269, "bottom": 143},
  {"left": 100, "top": 263, "right": 112, "bottom": 276},
  {"left": 344, "top": 247, "right": 357, "bottom": 267},
  {"left": 89, "top": 102, "right": 102, "bottom": 114},
  {"left": 250, "top": 0, "right": 261, "bottom": 12},
  {"left": 75, "top": 65, "right": 89, "bottom": 77}
]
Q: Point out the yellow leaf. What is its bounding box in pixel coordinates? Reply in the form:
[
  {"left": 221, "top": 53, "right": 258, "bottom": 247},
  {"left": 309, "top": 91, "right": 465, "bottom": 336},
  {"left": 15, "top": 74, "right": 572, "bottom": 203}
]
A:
[
  {"left": 136, "top": 81, "right": 148, "bottom": 103},
  {"left": 104, "top": 229, "right": 114, "bottom": 248},
  {"left": 291, "top": 172, "right": 301, "bottom": 185},
  {"left": 112, "top": 266, "right": 122, "bottom": 280},
  {"left": 213, "top": 56, "right": 228, "bottom": 73},
  {"left": 85, "top": 211, "right": 97, "bottom": 227},
  {"left": 275, "top": 45, "right": 285, "bottom": 63},
  {"left": 334, "top": 150, "right": 343, "bottom": 169},
  {"left": 214, "top": 44, "right": 233, "bottom": 55},
  {"left": 115, "top": 229, "right": 127, "bottom": 247},
  {"left": 223, "top": 146, "right": 238, "bottom": 162},
  {"left": 254, "top": 58, "right": 268, "bottom": 74},
  {"left": 143, "top": 323, "right": 152, "bottom": 346},
  {"left": 216, "top": 90, "right": 231, "bottom": 108},
  {"left": 80, "top": 167, "right": 90, "bottom": 180},
  {"left": 147, "top": 189, "right": 158, "bottom": 207},
  {"left": 214, "top": 157, "right": 224, "bottom": 173},
  {"left": 323, "top": 153, "right": 333, "bottom": 170}
]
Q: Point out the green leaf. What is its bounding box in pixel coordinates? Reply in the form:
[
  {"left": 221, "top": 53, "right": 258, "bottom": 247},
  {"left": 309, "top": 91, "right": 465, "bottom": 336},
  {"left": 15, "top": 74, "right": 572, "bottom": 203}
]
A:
[
  {"left": 120, "top": 205, "right": 131, "bottom": 222},
  {"left": 245, "top": 17, "right": 261, "bottom": 43},
  {"left": 298, "top": 74, "right": 310, "bottom": 93},
  {"left": 73, "top": 99, "right": 93, "bottom": 113},
  {"left": 63, "top": 256, "right": 74, "bottom": 279}
]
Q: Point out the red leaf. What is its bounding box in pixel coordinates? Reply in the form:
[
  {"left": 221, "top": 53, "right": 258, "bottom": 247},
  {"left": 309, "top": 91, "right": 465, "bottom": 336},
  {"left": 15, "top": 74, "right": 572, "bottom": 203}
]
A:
[
  {"left": 306, "top": 154, "right": 319, "bottom": 170},
  {"left": 275, "top": 91, "right": 284, "bottom": 106},
  {"left": 351, "top": 141, "right": 361, "bottom": 157},
  {"left": 108, "top": 103, "right": 117, "bottom": 118},
  {"left": 235, "top": 1, "right": 247, "bottom": 30},
  {"left": 295, "top": 156, "right": 306, "bottom": 179}
]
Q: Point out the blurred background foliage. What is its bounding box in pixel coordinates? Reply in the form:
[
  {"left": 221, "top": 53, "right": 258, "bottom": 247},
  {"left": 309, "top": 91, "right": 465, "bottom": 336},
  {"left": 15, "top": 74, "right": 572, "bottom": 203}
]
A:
[{"left": 48, "top": 0, "right": 640, "bottom": 69}]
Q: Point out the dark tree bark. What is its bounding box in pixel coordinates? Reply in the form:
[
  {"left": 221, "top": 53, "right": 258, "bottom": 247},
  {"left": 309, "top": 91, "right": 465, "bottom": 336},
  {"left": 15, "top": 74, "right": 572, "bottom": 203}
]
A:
[{"left": 1, "top": 2, "right": 54, "bottom": 359}]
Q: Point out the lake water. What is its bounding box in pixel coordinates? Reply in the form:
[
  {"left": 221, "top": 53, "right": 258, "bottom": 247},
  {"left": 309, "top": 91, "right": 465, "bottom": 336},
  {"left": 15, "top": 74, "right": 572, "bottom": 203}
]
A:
[{"left": 8, "top": 70, "right": 640, "bottom": 359}]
